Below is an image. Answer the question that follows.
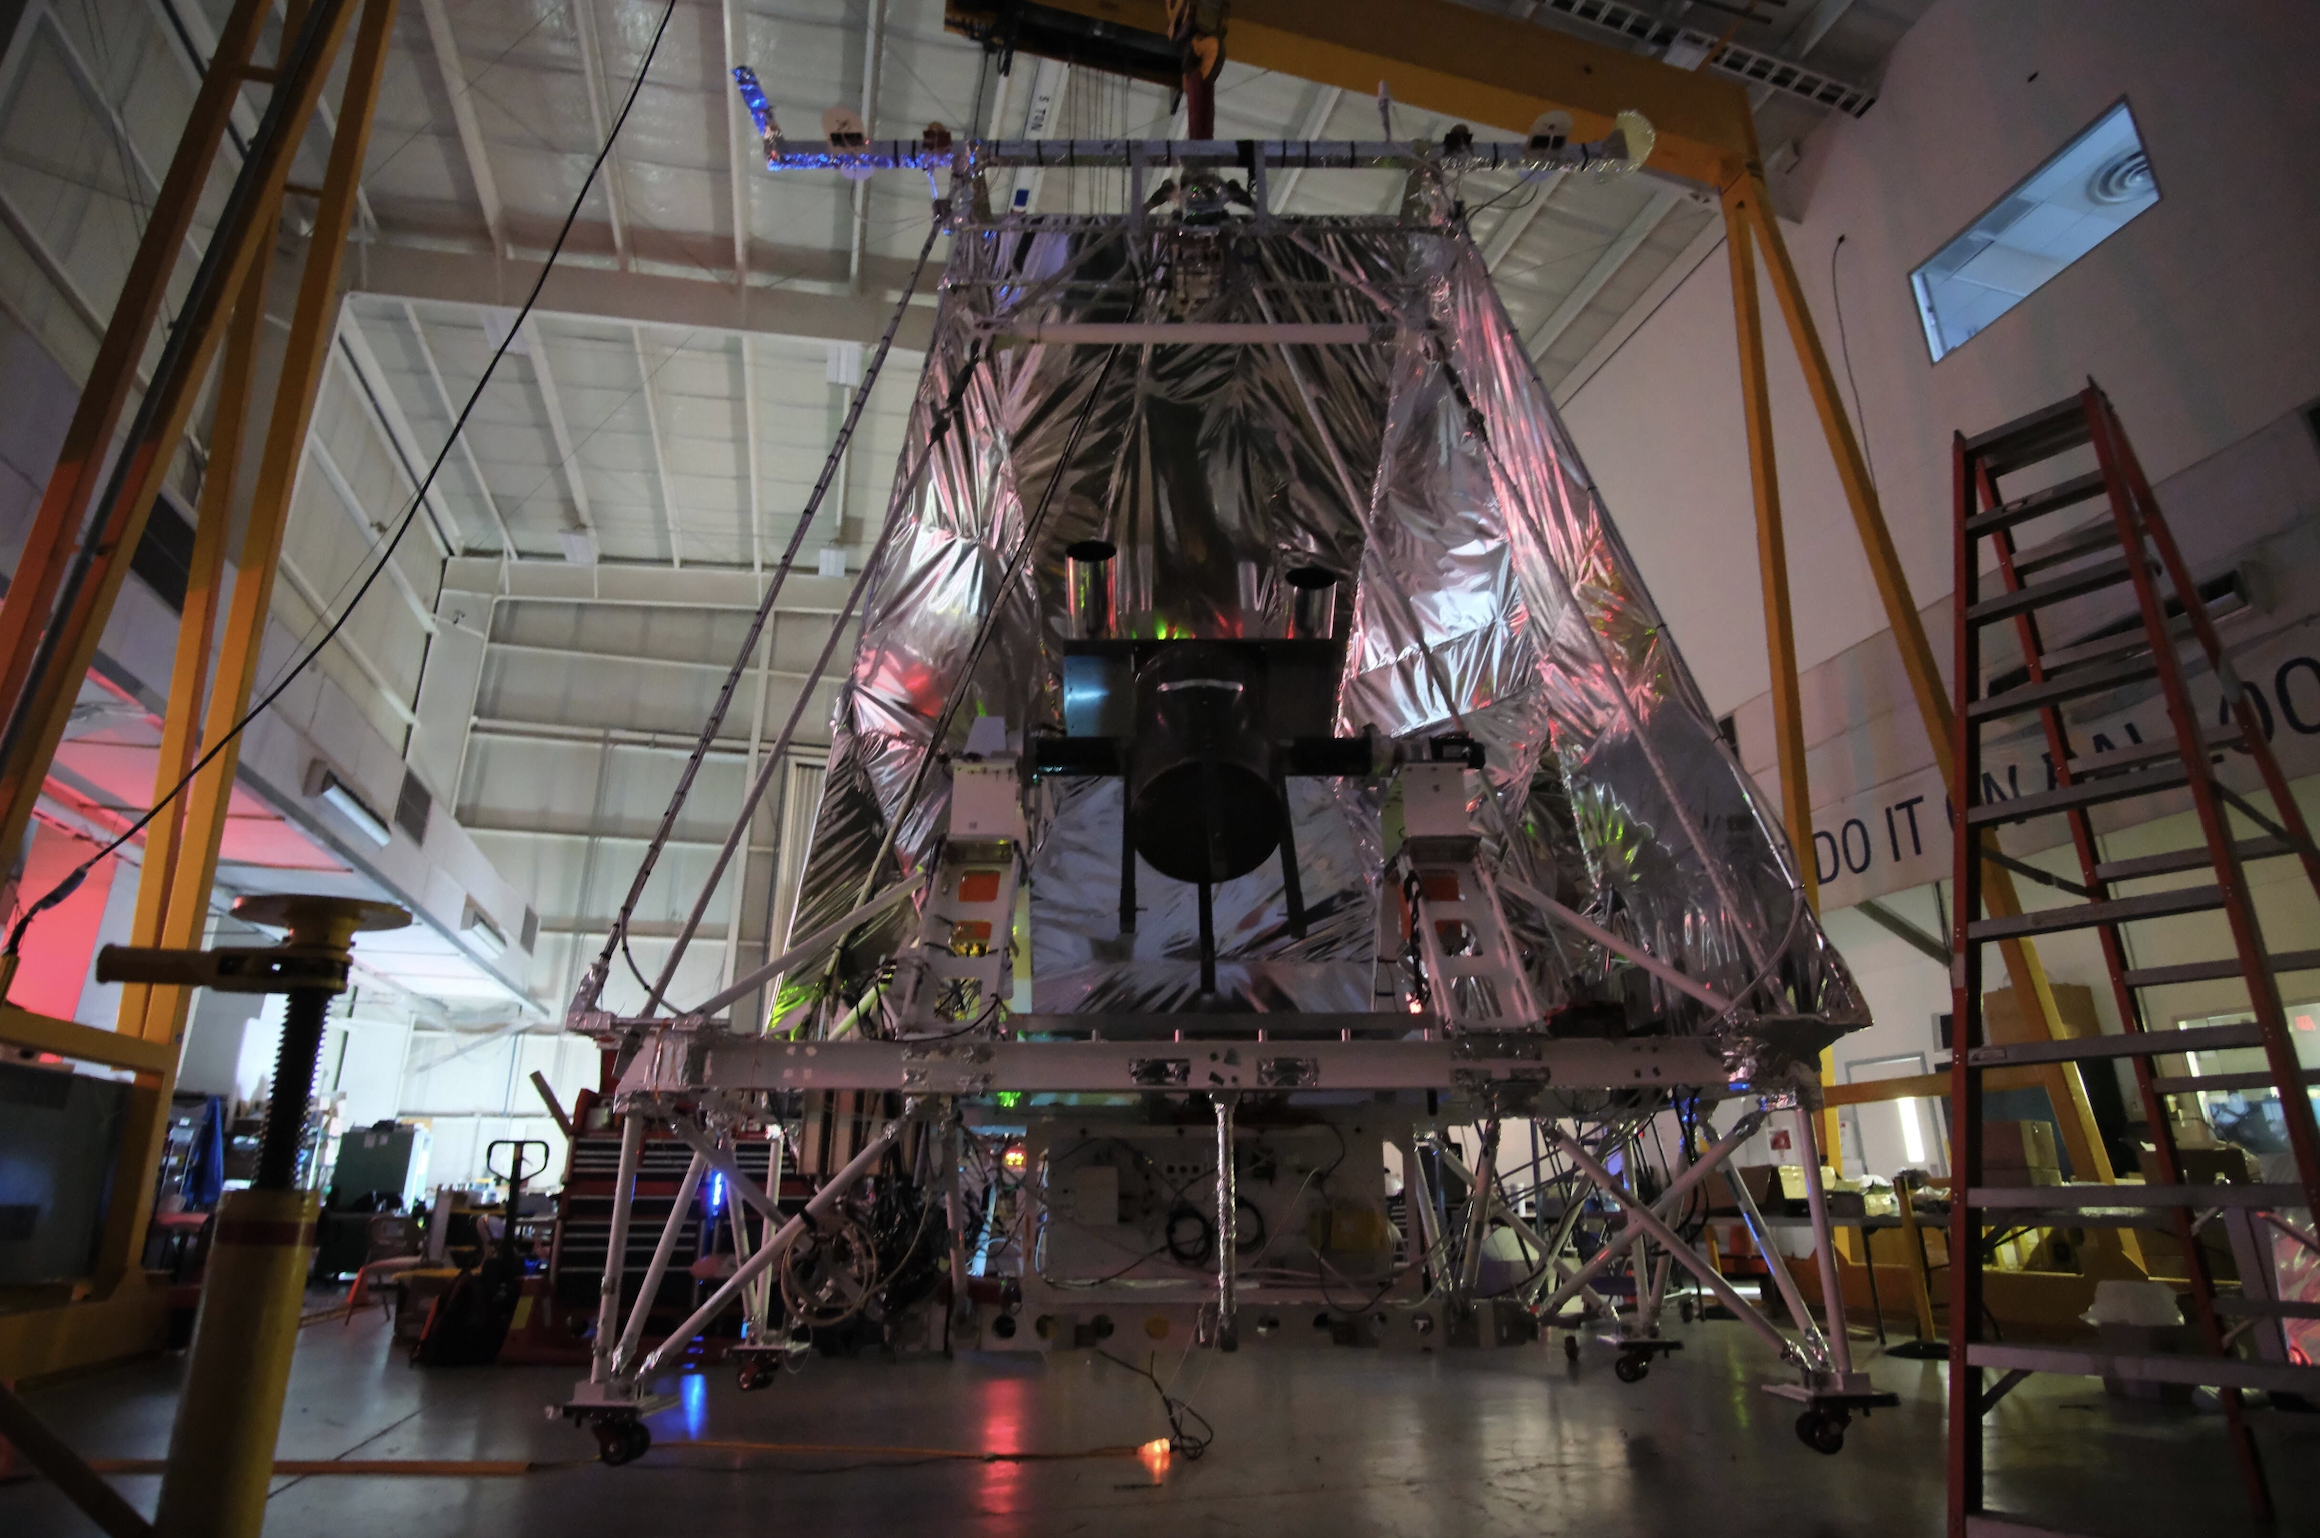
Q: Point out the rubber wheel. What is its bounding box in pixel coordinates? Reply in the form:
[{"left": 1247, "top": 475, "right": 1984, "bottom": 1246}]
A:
[
  {"left": 1614, "top": 1353, "right": 1649, "bottom": 1383},
  {"left": 736, "top": 1358, "right": 771, "bottom": 1392},
  {"left": 597, "top": 1417, "right": 652, "bottom": 1466},
  {"left": 1795, "top": 1409, "right": 1846, "bottom": 1455},
  {"left": 1563, "top": 1334, "right": 1580, "bottom": 1364}
]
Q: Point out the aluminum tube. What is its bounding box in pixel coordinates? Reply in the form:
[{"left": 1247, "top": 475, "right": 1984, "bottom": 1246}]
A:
[
  {"left": 1065, "top": 539, "right": 1116, "bottom": 640},
  {"left": 1285, "top": 565, "right": 1339, "bottom": 640},
  {"left": 1528, "top": 1111, "right": 1764, "bottom": 1320},
  {"left": 688, "top": 874, "right": 924, "bottom": 1021},
  {"left": 591, "top": 1113, "right": 646, "bottom": 1385},
  {"left": 1496, "top": 875, "right": 1736, "bottom": 1014},
  {"left": 610, "top": 1149, "right": 706, "bottom": 1375},
  {"left": 1549, "top": 1130, "right": 1796, "bottom": 1364},
  {"left": 1792, "top": 1105, "right": 1855, "bottom": 1377},
  {"left": 1723, "top": 1143, "right": 1832, "bottom": 1369},
  {"left": 942, "top": 1116, "right": 971, "bottom": 1324},
  {"left": 1455, "top": 1124, "right": 1499, "bottom": 1297},
  {"left": 635, "top": 1116, "right": 907, "bottom": 1381},
  {"left": 1215, "top": 1094, "right": 1238, "bottom": 1347}
]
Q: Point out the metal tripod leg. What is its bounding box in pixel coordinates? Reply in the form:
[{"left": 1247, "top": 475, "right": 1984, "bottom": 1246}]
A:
[
  {"left": 589, "top": 1112, "right": 647, "bottom": 1387},
  {"left": 630, "top": 1116, "right": 909, "bottom": 1383},
  {"left": 1548, "top": 1130, "right": 1799, "bottom": 1364},
  {"left": 610, "top": 1148, "right": 707, "bottom": 1376}
]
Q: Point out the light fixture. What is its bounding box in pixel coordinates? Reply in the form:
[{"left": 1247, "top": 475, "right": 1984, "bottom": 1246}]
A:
[
  {"left": 461, "top": 901, "right": 508, "bottom": 958},
  {"left": 305, "top": 762, "right": 391, "bottom": 846},
  {"left": 560, "top": 527, "right": 599, "bottom": 566}
]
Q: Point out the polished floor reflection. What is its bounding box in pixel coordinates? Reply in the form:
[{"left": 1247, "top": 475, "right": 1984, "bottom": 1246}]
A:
[{"left": 6, "top": 1298, "right": 2314, "bottom": 1536}]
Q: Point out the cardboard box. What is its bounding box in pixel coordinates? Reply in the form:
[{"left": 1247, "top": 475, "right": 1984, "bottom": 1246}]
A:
[
  {"left": 1981, "top": 1165, "right": 2063, "bottom": 1188},
  {"left": 1983, "top": 982, "right": 2102, "bottom": 1047},
  {"left": 2136, "top": 1144, "right": 2252, "bottom": 1186},
  {"left": 1983, "top": 1120, "right": 2059, "bottom": 1172}
]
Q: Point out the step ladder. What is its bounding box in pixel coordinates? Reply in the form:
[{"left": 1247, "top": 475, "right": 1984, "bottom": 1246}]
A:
[{"left": 1948, "top": 383, "right": 2320, "bottom": 1534}]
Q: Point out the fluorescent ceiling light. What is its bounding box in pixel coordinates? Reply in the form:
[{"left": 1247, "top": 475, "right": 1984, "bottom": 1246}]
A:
[
  {"left": 560, "top": 527, "right": 599, "bottom": 566},
  {"left": 308, "top": 764, "right": 392, "bottom": 847},
  {"left": 461, "top": 902, "right": 508, "bottom": 958}
]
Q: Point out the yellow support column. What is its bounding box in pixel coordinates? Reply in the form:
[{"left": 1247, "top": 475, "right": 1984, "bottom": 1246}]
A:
[
  {"left": 1721, "top": 181, "right": 1842, "bottom": 1171},
  {"left": 1734, "top": 182, "right": 2114, "bottom": 1187}
]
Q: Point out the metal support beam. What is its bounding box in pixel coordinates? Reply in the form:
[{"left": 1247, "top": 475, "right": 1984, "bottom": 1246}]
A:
[
  {"left": 1857, "top": 895, "right": 1951, "bottom": 967},
  {"left": 847, "top": 0, "right": 885, "bottom": 292},
  {"left": 568, "top": 0, "right": 630, "bottom": 268},
  {"left": 519, "top": 316, "right": 595, "bottom": 543},
  {"left": 1265, "top": 83, "right": 1341, "bottom": 213},
  {"left": 739, "top": 333, "right": 763, "bottom": 572},
  {"left": 1723, "top": 181, "right": 1813, "bottom": 918},
  {"left": 1026, "top": 0, "right": 1761, "bottom": 187},
  {"left": 417, "top": 0, "right": 505, "bottom": 255},
  {"left": 0, "top": 0, "right": 280, "bottom": 875},
  {"left": 720, "top": 0, "right": 752, "bottom": 282},
  {"left": 335, "top": 312, "right": 466, "bottom": 557},
  {"left": 1481, "top": 169, "right": 1562, "bottom": 271},
  {"left": 1525, "top": 187, "right": 1677, "bottom": 362},
  {"left": 399, "top": 300, "right": 520, "bottom": 559},
  {"left": 631, "top": 326, "right": 684, "bottom": 565},
  {"left": 353, "top": 242, "right": 939, "bottom": 349},
  {"left": 1733, "top": 184, "right": 2114, "bottom": 1187}
]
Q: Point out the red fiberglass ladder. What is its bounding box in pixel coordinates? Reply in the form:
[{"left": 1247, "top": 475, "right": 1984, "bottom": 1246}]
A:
[{"left": 1948, "top": 383, "right": 2320, "bottom": 1533}]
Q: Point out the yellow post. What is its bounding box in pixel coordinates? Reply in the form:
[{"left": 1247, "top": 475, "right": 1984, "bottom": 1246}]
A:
[
  {"left": 1735, "top": 183, "right": 2113, "bottom": 1186},
  {"left": 0, "top": 0, "right": 358, "bottom": 882},
  {"left": 150, "top": 1189, "right": 319, "bottom": 1538},
  {"left": 1721, "top": 181, "right": 1843, "bottom": 1172}
]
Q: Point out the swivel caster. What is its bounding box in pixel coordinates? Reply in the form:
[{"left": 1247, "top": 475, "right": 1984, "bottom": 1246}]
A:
[
  {"left": 1794, "top": 1408, "right": 1847, "bottom": 1455},
  {"left": 1613, "top": 1352, "right": 1650, "bottom": 1383},
  {"left": 594, "top": 1415, "right": 652, "bottom": 1465},
  {"left": 736, "top": 1357, "right": 773, "bottom": 1392}
]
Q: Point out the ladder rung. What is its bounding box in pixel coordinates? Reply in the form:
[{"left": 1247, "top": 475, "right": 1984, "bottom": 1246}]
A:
[
  {"left": 1966, "top": 469, "right": 2106, "bottom": 537},
  {"left": 2150, "top": 1067, "right": 2320, "bottom": 1095},
  {"left": 2095, "top": 834, "right": 2285, "bottom": 884},
  {"left": 2062, "top": 729, "right": 2238, "bottom": 781},
  {"left": 1966, "top": 551, "right": 2144, "bottom": 626},
  {"left": 1963, "top": 1519, "right": 2092, "bottom": 1538},
  {"left": 2009, "top": 519, "right": 2118, "bottom": 577},
  {"left": 1964, "top": 760, "right": 2188, "bottom": 827},
  {"left": 1967, "top": 1020, "right": 2261, "bottom": 1067},
  {"left": 1967, "top": 654, "right": 2156, "bottom": 721},
  {"left": 1965, "top": 1183, "right": 2304, "bottom": 1211},
  {"left": 2123, "top": 946, "right": 2320, "bottom": 988},
  {"left": 1965, "top": 884, "right": 2222, "bottom": 942},
  {"left": 2212, "top": 1296, "right": 2320, "bottom": 1321},
  {"left": 1964, "top": 400, "right": 2094, "bottom": 477},
  {"left": 2031, "top": 613, "right": 2200, "bottom": 674},
  {"left": 1964, "top": 1342, "right": 2320, "bottom": 1395}
]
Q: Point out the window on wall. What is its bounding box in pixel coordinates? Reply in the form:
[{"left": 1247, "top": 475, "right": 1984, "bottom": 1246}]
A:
[{"left": 1911, "top": 101, "right": 2160, "bottom": 362}]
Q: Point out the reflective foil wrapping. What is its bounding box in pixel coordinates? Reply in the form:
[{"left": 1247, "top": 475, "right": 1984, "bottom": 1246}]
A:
[{"left": 776, "top": 209, "right": 1867, "bottom": 1050}]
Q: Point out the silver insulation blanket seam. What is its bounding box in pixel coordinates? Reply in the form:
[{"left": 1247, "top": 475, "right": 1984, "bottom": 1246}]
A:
[{"left": 774, "top": 213, "right": 1867, "bottom": 1048}]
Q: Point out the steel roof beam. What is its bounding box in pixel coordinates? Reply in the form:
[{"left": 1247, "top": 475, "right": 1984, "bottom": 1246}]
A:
[
  {"left": 351, "top": 242, "right": 937, "bottom": 350},
  {"left": 518, "top": 316, "right": 595, "bottom": 545},
  {"left": 1524, "top": 186, "right": 1677, "bottom": 361},
  {"left": 417, "top": 0, "right": 506, "bottom": 255},
  {"left": 631, "top": 326, "right": 684, "bottom": 566},
  {"left": 569, "top": 0, "right": 631, "bottom": 269}
]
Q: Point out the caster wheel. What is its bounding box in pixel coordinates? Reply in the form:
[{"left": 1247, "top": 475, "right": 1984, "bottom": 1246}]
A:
[
  {"left": 596, "top": 1417, "right": 652, "bottom": 1466},
  {"left": 736, "top": 1359, "right": 772, "bottom": 1392},
  {"left": 1795, "top": 1409, "right": 1846, "bottom": 1456},
  {"left": 1613, "top": 1353, "right": 1649, "bottom": 1383},
  {"left": 1679, "top": 1299, "right": 1694, "bottom": 1324},
  {"left": 1563, "top": 1334, "right": 1580, "bottom": 1364}
]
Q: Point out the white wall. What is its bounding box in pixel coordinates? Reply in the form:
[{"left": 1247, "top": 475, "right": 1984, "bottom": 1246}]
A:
[{"left": 1563, "top": 0, "right": 2320, "bottom": 715}]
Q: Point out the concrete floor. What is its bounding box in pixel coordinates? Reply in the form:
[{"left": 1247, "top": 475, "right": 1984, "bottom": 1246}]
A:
[{"left": 5, "top": 1298, "right": 2315, "bottom": 1536}]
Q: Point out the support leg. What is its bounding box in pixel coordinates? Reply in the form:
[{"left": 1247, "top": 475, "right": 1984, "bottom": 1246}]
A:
[
  {"left": 1215, "top": 1092, "right": 1238, "bottom": 1349},
  {"left": 591, "top": 1113, "right": 647, "bottom": 1387},
  {"left": 1793, "top": 1105, "right": 1856, "bottom": 1379},
  {"left": 610, "top": 1149, "right": 707, "bottom": 1375},
  {"left": 1196, "top": 879, "right": 1216, "bottom": 994}
]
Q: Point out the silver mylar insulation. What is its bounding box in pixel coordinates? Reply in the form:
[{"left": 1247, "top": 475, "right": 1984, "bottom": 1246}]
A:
[{"left": 774, "top": 207, "right": 1867, "bottom": 1055}]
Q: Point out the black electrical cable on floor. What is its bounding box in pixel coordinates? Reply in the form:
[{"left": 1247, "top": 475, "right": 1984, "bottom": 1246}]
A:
[{"left": 3, "top": 0, "right": 687, "bottom": 961}]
